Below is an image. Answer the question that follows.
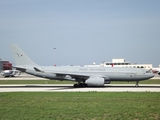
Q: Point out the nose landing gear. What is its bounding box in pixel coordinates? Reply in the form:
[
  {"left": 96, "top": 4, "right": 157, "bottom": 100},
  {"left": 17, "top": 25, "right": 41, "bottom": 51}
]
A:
[{"left": 135, "top": 81, "right": 139, "bottom": 87}]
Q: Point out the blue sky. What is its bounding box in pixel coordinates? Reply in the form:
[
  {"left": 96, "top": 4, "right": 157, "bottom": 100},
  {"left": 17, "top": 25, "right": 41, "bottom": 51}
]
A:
[{"left": 0, "top": 0, "right": 160, "bottom": 66}]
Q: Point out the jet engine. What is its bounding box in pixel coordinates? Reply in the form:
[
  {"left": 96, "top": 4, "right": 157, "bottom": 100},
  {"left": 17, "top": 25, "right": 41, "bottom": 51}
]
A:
[{"left": 85, "top": 77, "right": 104, "bottom": 86}]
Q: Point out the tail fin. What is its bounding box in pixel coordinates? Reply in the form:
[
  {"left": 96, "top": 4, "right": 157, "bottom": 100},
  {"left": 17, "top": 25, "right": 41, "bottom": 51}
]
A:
[{"left": 10, "top": 44, "right": 38, "bottom": 66}]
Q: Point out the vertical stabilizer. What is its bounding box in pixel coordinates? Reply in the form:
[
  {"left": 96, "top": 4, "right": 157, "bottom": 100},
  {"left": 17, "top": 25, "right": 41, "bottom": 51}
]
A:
[{"left": 10, "top": 44, "right": 38, "bottom": 66}]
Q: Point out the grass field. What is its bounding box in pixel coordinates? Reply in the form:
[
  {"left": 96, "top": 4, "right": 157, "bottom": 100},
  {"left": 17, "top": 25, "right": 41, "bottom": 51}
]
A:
[
  {"left": 0, "top": 92, "right": 160, "bottom": 120},
  {"left": 0, "top": 79, "right": 160, "bottom": 84}
]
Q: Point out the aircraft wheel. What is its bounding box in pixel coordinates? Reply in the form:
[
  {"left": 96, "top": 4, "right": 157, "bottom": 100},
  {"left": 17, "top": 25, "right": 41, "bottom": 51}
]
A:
[
  {"left": 83, "top": 83, "right": 88, "bottom": 87},
  {"left": 79, "top": 83, "right": 84, "bottom": 87},
  {"left": 80, "top": 83, "right": 88, "bottom": 87},
  {"left": 73, "top": 84, "right": 78, "bottom": 88},
  {"left": 74, "top": 83, "right": 88, "bottom": 88}
]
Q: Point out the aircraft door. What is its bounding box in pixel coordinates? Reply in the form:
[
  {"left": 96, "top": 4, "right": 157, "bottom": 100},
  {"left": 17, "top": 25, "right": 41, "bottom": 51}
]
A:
[{"left": 137, "top": 69, "right": 141, "bottom": 75}]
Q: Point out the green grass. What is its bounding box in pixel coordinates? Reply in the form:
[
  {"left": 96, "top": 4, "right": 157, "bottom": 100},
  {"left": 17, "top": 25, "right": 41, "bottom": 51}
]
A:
[
  {"left": 0, "top": 79, "right": 160, "bottom": 84},
  {"left": 0, "top": 92, "right": 160, "bottom": 120}
]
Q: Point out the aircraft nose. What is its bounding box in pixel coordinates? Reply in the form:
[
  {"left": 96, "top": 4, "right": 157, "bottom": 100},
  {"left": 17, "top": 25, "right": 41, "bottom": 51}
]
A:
[{"left": 149, "top": 73, "right": 155, "bottom": 79}]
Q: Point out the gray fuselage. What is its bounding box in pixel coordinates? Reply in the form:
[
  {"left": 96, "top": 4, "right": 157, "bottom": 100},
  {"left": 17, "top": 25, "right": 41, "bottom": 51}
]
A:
[{"left": 25, "top": 65, "right": 154, "bottom": 82}]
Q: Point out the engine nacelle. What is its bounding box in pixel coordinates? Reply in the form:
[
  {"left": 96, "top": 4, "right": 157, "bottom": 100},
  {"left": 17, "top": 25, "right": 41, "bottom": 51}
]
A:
[
  {"left": 158, "top": 72, "right": 160, "bottom": 75},
  {"left": 85, "top": 77, "right": 104, "bottom": 86}
]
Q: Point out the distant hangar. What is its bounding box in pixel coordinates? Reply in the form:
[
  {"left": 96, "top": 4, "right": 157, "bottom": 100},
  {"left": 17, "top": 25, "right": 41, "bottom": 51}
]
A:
[{"left": 0, "top": 59, "right": 12, "bottom": 71}]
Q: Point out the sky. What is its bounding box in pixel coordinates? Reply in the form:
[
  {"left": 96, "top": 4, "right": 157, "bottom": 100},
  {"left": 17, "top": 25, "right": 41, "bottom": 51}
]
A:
[{"left": 0, "top": 0, "right": 160, "bottom": 67}]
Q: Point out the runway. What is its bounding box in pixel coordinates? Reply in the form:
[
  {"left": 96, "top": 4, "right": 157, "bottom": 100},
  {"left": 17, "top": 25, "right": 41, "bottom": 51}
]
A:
[
  {"left": 0, "top": 84, "right": 160, "bottom": 92},
  {"left": 0, "top": 73, "right": 160, "bottom": 92}
]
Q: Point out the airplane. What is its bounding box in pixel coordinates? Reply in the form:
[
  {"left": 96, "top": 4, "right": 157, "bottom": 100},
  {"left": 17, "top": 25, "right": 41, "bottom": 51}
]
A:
[
  {"left": 10, "top": 44, "right": 154, "bottom": 87},
  {"left": 1, "top": 70, "right": 21, "bottom": 77}
]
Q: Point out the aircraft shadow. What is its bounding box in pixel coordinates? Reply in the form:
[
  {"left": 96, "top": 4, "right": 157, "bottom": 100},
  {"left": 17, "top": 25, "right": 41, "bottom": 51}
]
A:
[
  {"left": 48, "top": 85, "right": 160, "bottom": 91},
  {"left": 0, "top": 85, "right": 72, "bottom": 88}
]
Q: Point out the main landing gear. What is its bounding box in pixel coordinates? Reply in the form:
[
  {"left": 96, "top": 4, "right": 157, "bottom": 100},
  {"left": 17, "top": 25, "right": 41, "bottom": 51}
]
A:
[
  {"left": 73, "top": 83, "right": 88, "bottom": 88},
  {"left": 135, "top": 81, "right": 139, "bottom": 87}
]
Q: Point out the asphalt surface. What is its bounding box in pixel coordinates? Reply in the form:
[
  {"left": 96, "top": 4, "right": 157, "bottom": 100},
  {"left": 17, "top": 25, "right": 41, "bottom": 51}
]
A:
[
  {"left": 0, "top": 73, "right": 160, "bottom": 92},
  {"left": 0, "top": 84, "right": 160, "bottom": 92}
]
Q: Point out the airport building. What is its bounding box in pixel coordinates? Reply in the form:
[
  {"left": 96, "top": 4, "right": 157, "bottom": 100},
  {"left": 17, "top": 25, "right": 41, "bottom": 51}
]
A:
[
  {"left": 84, "top": 59, "right": 152, "bottom": 69},
  {"left": 0, "top": 59, "right": 12, "bottom": 71}
]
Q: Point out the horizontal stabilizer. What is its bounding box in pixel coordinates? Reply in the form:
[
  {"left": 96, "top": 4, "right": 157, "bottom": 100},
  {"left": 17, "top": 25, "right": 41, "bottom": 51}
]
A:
[
  {"left": 33, "top": 67, "right": 44, "bottom": 73},
  {"left": 12, "top": 66, "right": 26, "bottom": 72}
]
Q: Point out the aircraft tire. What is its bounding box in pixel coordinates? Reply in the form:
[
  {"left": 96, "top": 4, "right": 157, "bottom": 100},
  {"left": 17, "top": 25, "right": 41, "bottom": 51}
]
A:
[
  {"left": 79, "top": 83, "right": 84, "bottom": 87},
  {"left": 83, "top": 83, "right": 88, "bottom": 87},
  {"left": 73, "top": 84, "right": 78, "bottom": 88},
  {"left": 135, "top": 81, "right": 139, "bottom": 87},
  {"left": 73, "top": 83, "right": 88, "bottom": 88}
]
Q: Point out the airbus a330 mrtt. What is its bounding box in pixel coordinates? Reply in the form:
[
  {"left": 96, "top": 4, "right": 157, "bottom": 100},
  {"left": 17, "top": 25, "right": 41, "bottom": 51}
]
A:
[{"left": 10, "top": 44, "right": 154, "bottom": 87}]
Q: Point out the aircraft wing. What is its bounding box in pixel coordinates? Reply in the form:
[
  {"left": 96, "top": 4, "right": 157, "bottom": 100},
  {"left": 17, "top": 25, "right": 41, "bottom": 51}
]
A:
[
  {"left": 53, "top": 72, "right": 108, "bottom": 86},
  {"left": 34, "top": 67, "right": 101, "bottom": 80}
]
